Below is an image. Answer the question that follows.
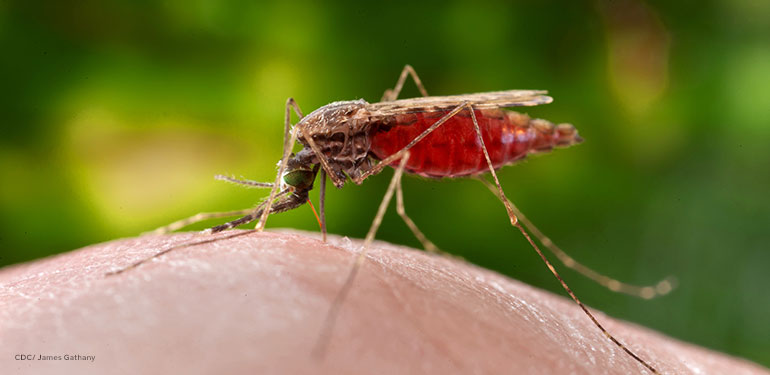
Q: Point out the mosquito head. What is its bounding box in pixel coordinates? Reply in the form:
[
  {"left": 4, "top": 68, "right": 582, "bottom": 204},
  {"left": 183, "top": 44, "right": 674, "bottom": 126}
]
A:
[{"left": 282, "top": 167, "right": 315, "bottom": 191}]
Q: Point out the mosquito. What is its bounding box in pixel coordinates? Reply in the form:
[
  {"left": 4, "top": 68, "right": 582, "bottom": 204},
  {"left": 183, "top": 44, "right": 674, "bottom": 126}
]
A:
[{"left": 111, "top": 65, "right": 674, "bottom": 373}]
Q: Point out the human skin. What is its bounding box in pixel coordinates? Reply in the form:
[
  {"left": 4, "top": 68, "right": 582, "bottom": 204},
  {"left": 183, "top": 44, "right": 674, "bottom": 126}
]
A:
[{"left": 0, "top": 230, "right": 768, "bottom": 375}]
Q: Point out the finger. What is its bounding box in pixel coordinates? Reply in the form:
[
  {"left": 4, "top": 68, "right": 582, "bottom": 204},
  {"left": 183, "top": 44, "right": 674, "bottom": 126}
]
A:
[{"left": 0, "top": 231, "right": 766, "bottom": 375}]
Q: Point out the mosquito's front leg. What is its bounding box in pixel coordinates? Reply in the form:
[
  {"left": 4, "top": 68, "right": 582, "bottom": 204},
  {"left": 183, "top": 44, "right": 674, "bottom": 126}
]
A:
[
  {"left": 381, "top": 64, "right": 429, "bottom": 102},
  {"left": 256, "top": 97, "right": 304, "bottom": 231}
]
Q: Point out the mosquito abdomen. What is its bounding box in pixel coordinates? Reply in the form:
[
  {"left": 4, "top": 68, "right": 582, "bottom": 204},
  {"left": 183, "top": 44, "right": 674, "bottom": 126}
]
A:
[{"left": 369, "top": 109, "right": 582, "bottom": 178}]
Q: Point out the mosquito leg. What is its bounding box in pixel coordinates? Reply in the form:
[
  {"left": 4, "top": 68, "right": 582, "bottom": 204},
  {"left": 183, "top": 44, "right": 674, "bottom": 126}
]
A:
[
  {"left": 466, "top": 104, "right": 659, "bottom": 374},
  {"left": 381, "top": 64, "right": 429, "bottom": 102},
  {"left": 319, "top": 169, "right": 328, "bottom": 242},
  {"left": 362, "top": 152, "right": 410, "bottom": 249},
  {"left": 395, "top": 177, "right": 464, "bottom": 260},
  {"left": 395, "top": 178, "right": 439, "bottom": 253},
  {"left": 313, "top": 152, "right": 411, "bottom": 358},
  {"left": 147, "top": 209, "right": 258, "bottom": 235},
  {"left": 256, "top": 97, "right": 304, "bottom": 231},
  {"left": 474, "top": 177, "right": 675, "bottom": 299},
  {"left": 284, "top": 97, "right": 304, "bottom": 147}
]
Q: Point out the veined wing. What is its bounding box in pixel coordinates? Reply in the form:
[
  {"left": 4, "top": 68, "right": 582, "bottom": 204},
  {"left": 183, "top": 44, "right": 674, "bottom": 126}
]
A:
[{"left": 368, "top": 90, "right": 553, "bottom": 115}]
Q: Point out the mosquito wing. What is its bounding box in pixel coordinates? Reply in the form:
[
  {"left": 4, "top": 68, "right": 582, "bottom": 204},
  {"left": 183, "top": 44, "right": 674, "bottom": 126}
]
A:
[{"left": 368, "top": 90, "right": 553, "bottom": 116}]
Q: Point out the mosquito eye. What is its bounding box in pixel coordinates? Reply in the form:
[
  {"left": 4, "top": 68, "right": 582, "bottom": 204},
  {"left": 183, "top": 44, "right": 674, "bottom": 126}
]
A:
[{"left": 283, "top": 169, "right": 315, "bottom": 190}]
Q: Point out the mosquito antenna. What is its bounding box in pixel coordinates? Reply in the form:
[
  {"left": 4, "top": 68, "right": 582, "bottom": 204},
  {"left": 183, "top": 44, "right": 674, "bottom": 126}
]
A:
[{"left": 475, "top": 177, "right": 676, "bottom": 299}]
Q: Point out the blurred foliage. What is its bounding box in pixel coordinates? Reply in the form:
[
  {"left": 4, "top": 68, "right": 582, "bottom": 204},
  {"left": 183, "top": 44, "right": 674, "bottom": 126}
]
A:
[{"left": 1, "top": 0, "right": 769, "bottom": 368}]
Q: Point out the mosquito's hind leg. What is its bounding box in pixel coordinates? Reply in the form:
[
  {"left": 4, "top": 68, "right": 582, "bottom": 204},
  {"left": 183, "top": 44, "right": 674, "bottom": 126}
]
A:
[
  {"left": 474, "top": 177, "right": 675, "bottom": 299},
  {"left": 395, "top": 178, "right": 439, "bottom": 253},
  {"left": 466, "top": 104, "right": 659, "bottom": 373},
  {"left": 148, "top": 208, "right": 257, "bottom": 235},
  {"left": 382, "top": 64, "right": 429, "bottom": 102},
  {"left": 313, "top": 152, "right": 411, "bottom": 358}
]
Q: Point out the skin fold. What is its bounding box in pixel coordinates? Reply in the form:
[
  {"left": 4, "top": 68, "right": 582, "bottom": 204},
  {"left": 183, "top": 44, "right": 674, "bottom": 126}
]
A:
[{"left": 0, "top": 231, "right": 767, "bottom": 375}]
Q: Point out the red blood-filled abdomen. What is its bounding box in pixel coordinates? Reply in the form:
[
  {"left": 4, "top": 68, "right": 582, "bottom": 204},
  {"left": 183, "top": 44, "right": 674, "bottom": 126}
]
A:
[{"left": 369, "top": 109, "right": 578, "bottom": 178}]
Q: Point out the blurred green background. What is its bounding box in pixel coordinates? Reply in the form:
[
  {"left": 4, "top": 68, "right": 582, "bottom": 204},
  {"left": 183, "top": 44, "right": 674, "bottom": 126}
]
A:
[{"left": 1, "top": 0, "right": 769, "bottom": 368}]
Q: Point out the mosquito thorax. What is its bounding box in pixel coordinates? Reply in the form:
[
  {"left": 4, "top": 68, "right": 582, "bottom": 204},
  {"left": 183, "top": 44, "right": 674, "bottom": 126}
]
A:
[{"left": 293, "top": 99, "right": 376, "bottom": 187}]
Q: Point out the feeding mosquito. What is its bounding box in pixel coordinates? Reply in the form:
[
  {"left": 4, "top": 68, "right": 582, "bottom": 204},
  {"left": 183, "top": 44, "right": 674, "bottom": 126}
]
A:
[{"left": 109, "top": 65, "right": 675, "bottom": 374}]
